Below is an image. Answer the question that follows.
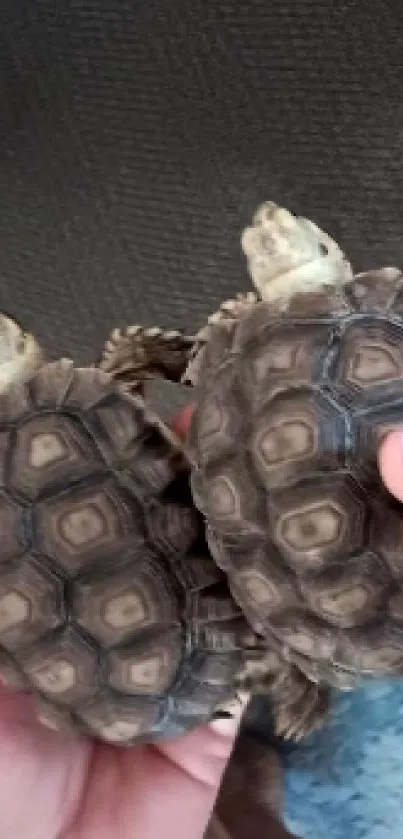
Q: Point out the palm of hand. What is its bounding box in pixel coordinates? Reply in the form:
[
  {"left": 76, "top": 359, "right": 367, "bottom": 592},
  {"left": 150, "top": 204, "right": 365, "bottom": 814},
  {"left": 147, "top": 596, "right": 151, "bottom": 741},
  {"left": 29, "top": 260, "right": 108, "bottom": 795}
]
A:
[{"left": 0, "top": 686, "right": 235, "bottom": 839}]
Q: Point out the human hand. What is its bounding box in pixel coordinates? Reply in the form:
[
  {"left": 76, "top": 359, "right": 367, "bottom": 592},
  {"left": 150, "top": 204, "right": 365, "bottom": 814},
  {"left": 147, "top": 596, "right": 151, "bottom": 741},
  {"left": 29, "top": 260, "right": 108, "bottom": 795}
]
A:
[{"left": 0, "top": 683, "right": 247, "bottom": 839}]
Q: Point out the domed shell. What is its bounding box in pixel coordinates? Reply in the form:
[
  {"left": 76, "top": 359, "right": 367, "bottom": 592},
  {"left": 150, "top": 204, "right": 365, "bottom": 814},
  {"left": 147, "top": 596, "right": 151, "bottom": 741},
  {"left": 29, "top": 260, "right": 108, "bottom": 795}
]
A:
[
  {"left": 187, "top": 267, "right": 403, "bottom": 686},
  {"left": 0, "top": 359, "right": 255, "bottom": 745}
]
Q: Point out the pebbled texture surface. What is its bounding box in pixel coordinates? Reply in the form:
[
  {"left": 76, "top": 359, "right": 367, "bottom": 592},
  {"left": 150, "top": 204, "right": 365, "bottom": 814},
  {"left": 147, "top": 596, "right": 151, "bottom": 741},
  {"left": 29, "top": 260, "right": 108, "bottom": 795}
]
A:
[{"left": 284, "top": 681, "right": 403, "bottom": 839}]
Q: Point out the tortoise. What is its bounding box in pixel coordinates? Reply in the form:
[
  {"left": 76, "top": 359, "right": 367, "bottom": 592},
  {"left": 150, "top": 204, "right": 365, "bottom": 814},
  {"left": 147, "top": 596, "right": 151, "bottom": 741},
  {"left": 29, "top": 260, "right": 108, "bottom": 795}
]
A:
[
  {"left": 102, "top": 202, "right": 403, "bottom": 739},
  {"left": 0, "top": 315, "right": 285, "bottom": 746}
]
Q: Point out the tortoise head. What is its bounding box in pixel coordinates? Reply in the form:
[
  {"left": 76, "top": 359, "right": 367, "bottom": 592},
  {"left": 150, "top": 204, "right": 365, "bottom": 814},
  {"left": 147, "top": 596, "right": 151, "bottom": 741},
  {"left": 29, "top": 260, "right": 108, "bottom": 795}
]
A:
[
  {"left": 0, "top": 314, "right": 44, "bottom": 393},
  {"left": 241, "top": 202, "right": 354, "bottom": 305}
]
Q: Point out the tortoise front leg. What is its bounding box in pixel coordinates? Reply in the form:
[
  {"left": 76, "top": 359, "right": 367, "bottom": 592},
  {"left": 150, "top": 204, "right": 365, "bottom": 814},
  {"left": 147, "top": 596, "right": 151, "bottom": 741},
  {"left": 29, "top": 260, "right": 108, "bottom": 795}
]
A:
[
  {"left": 100, "top": 293, "right": 257, "bottom": 392},
  {"left": 99, "top": 325, "right": 196, "bottom": 391}
]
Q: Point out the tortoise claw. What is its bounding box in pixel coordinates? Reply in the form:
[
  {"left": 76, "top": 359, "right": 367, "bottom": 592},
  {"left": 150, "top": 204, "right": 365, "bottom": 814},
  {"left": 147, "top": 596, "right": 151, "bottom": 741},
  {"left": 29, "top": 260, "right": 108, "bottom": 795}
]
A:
[{"left": 99, "top": 324, "right": 196, "bottom": 391}]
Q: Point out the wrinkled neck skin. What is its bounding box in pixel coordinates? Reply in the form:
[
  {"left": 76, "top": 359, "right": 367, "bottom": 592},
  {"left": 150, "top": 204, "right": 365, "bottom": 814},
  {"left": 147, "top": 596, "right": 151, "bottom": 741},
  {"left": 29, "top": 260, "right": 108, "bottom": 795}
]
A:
[{"left": 241, "top": 205, "right": 355, "bottom": 309}]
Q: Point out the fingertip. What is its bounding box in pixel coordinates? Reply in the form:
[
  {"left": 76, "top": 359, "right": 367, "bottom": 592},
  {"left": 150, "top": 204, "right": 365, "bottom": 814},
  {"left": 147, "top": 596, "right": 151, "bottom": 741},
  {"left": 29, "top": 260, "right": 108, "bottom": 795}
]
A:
[{"left": 378, "top": 429, "right": 403, "bottom": 502}]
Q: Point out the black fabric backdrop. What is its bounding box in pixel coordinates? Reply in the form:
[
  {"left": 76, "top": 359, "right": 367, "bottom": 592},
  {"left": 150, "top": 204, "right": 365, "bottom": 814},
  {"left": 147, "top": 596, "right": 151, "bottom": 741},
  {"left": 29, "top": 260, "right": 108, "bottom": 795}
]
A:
[{"left": 1, "top": 0, "right": 403, "bottom": 368}]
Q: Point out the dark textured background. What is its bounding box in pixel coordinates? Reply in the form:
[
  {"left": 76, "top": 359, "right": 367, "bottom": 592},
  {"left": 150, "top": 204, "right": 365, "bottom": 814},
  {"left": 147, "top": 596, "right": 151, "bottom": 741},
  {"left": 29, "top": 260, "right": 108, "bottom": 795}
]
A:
[{"left": 1, "top": 0, "right": 403, "bottom": 370}]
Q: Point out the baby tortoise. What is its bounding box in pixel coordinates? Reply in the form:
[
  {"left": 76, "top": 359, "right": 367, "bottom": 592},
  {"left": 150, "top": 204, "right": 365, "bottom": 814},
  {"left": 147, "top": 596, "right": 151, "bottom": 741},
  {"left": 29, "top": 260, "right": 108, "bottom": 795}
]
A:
[
  {"left": 0, "top": 316, "right": 286, "bottom": 746},
  {"left": 103, "top": 202, "right": 403, "bottom": 739}
]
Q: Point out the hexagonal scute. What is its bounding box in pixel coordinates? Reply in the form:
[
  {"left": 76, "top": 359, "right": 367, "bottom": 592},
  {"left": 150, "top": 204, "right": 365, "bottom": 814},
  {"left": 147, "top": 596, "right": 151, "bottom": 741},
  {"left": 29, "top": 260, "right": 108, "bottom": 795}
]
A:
[
  {"left": 108, "top": 627, "right": 182, "bottom": 695},
  {"left": 331, "top": 319, "right": 403, "bottom": 404},
  {"left": 19, "top": 628, "right": 99, "bottom": 704},
  {"left": 0, "top": 556, "right": 64, "bottom": 652},
  {"left": 244, "top": 324, "right": 333, "bottom": 404},
  {"left": 72, "top": 553, "right": 179, "bottom": 647},
  {"left": 268, "top": 475, "right": 367, "bottom": 573},
  {"left": 230, "top": 546, "right": 300, "bottom": 626},
  {"left": 0, "top": 491, "right": 26, "bottom": 564},
  {"left": 195, "top": 459, "right": 262, "bottom": 537},
  {"left": 250, "top": 390, "right": 346, "bottom": 490},
  {"left": 77, "top": 693, "right": 162, "bottom": 744},
  {"left": 36, "top": 480, "right": 135, "bottom": 574},
  {"left": 299, "top": 553, "right": 391, "bottom": 629},
  {"left": 9, "top": 414, "right": 103, "bottom": 502}
]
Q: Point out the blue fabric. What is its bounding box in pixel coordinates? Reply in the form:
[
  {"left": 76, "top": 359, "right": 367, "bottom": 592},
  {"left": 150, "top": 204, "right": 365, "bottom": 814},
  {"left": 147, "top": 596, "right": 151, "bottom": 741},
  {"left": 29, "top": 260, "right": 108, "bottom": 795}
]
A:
[{"left": 283, "top": 682, "right": 403, "bottom": 839}]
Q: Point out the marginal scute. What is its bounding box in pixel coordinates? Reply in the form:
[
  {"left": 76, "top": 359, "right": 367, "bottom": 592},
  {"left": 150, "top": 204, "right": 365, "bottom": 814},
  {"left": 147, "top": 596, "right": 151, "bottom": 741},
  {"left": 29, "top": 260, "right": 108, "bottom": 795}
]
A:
[
  {"left": 205, "top": 461, "right": 261, "bottom": 535},
  {"left": 191, "top": 388, "right": 244, "bottom": 465},
  {"left": 77, "top": 694, "right": 163, "bottom": 744},
  {"left": 0, "top": 556, "right": 64, "bottom": 651}
]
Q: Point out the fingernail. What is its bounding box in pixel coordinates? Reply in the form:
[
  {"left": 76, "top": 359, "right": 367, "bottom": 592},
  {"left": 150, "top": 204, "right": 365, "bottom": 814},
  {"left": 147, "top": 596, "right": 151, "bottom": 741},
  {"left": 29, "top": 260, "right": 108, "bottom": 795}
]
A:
[{"left": 209, "top": 692, "right": 250, "bottom": 737}]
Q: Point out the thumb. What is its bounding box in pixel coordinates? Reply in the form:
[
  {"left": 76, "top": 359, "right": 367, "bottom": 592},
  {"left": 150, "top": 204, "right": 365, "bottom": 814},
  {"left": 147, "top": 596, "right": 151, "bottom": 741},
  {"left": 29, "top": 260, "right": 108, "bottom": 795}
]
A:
[
  {"left": 156, "top": 692, "right": 250, "bottom": 838},
  {"left": 378, "top": 429, "right": 403, "bottom": 502}
]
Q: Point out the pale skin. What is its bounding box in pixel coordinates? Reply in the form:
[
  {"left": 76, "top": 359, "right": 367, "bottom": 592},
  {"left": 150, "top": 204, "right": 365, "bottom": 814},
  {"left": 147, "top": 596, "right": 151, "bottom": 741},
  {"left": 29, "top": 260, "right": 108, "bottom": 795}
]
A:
[{"left": 0, "top": 401, "right": 400, "bottom": 839}]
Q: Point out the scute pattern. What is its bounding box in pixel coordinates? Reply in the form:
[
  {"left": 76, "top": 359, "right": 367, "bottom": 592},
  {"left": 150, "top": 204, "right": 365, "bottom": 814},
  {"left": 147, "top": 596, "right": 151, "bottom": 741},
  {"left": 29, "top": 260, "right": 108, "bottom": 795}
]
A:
[
  {"left": 0, "top": 360, "right": 255, "bottom": 744},
  {"left": 188, "top": 268, "right": 403, "bottom": 685}
]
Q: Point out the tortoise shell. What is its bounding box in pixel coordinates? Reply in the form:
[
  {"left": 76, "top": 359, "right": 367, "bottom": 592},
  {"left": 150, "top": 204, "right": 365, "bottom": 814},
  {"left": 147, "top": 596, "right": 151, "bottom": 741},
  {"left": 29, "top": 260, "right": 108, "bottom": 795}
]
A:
[
  {"left": 187, "top": 266, "right": 403, "bottom": 688},
  {"left": 0, "top": 359, "right": 256, "bottom": 745}
]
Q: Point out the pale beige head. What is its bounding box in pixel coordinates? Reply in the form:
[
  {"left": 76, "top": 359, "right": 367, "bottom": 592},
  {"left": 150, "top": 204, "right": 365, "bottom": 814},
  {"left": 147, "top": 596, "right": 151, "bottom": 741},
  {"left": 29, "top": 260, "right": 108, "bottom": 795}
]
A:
[
  {"left": 241, "top": 202, "right": 355, "bottom": 306},
  {"left": 0, "top": 314, "right": 44, "bottom": 394}
]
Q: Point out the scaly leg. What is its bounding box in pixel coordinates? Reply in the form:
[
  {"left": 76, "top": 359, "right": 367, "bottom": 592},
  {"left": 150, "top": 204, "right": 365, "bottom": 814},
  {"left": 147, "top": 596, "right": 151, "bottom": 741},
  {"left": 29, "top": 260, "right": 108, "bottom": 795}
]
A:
[
  {"left": 235, "top": 655, "right": 331, "bottom": 742},
  {"left": 99, "top": 325, "right": 196, "bottom": 391},
  {"left": 100, "top": 293, "right": 257, "bottom": 392}
]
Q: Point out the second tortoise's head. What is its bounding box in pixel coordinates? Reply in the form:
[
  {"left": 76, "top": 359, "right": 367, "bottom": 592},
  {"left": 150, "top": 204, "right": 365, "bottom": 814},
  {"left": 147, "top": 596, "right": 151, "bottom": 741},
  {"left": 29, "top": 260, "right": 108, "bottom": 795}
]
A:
[
  {"left": 0, "top": 314, "right": 44, "bottom": 393},
  {"left": 241, "top": 201, "right": 354, "bottom": 305}
]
